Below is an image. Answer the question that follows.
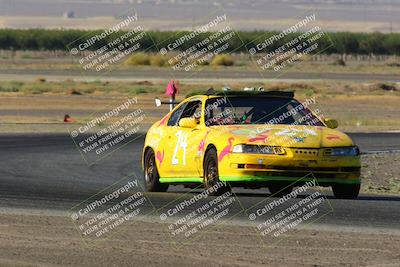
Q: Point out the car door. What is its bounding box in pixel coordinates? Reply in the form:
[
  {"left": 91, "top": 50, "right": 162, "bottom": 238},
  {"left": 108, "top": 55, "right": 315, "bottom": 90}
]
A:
[
  {"left": 164, "top": 98, "right": 205, "bottom": 178},
  {"left": 157, "top": 101, "right": 187, "bottom": 178}
]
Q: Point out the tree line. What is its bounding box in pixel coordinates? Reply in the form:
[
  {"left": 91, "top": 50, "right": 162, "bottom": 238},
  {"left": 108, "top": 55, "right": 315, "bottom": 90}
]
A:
[{"left": 0, "top": 29, "right": 399, "bottom": 55}]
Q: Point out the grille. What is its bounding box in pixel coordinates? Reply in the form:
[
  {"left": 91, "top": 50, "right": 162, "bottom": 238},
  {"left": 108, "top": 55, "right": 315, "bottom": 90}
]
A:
[
  {"left": 292, "top": 149, "right": 319, "bottom": 156},
  {"left": 265, "top": 166, "right": 360, "bottom": 172},
  {"left": 323, "top": 148, "right": 333, "bottom": 156}
]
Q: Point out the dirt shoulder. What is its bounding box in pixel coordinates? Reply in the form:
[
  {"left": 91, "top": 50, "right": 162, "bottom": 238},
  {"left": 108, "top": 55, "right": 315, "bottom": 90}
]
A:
[
  {"left": 0, "top": 91, "right": 399, "bottom": 133},
  {"left": 0, "top": 212, "right": 399, "bottom": 267},
  {"left": 361, "top": 153, "right": 400, "bottom": 195}
]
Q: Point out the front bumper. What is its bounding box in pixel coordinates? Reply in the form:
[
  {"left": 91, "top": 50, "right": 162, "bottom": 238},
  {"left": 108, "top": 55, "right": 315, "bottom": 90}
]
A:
[
  {"left": 219, "top": 172, "right": 360, "bottom": 186},
  {"left": 218, "top": 150, "right": 361, "bottom": 186}
]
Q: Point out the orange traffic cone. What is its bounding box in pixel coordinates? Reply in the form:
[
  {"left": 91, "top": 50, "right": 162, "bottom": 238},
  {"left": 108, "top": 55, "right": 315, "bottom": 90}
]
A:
[{"left": 64, "top": 114, "right": 76, "bottom": 123}]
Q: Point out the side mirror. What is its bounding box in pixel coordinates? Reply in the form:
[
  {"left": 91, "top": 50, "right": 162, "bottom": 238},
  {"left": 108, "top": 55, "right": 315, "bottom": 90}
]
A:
[
  {"left": 179, "top": 117, "right": 198, "bottom": 128},
  {"left": 324, "top": 118, "right": 338, "bottom": 129},
  {"left": 155, "top": 98, "right": 162, "bottom": 107}
]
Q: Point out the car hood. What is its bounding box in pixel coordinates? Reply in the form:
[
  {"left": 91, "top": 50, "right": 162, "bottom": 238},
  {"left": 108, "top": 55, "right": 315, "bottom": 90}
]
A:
[{"left": 209, "top": 124, "right": 354, "bottom": 148}]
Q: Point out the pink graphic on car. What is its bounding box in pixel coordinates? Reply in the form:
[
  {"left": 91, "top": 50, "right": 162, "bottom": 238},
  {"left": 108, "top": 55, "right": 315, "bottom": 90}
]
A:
[
  {"left": 156, "top": 150, "right": 165, "bottom": 165},
  {"left": 326, "top": 134, "right": 342, "bottom": 141},
  {"left": 158, "top": 115, "right": 169, "bottom": 126},
  {"left": 248, "top": 130, "right": 271, "bottom": 143},
  {"left": 198, "top": 131, "right": 210, "bottom": 152},
  {"left": 219, "top": 137, "right": 234, "bottom": 162}
]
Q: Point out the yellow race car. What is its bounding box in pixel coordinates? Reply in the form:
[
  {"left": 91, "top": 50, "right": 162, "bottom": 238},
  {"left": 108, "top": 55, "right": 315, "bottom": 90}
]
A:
[{"left": 142, "top": 90, "right": 361, "bottom": 199}]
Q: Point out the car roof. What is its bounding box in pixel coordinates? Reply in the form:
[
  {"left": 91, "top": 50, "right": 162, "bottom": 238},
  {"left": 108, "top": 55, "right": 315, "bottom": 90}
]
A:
[{"left": 186, "top": 89, "right": 294, "bottom": 99}]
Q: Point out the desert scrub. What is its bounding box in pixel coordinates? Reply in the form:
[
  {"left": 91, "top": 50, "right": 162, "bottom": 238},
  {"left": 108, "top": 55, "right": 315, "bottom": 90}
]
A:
[
  {"left": 0, "top": 81, "right": 23, "bottom": 92},
  {"left": 332, "top": 58, "right": 346, "bottom": 66},
  {"left": 124, "top": 53, "right": 151, "bottom": 66},
  {"left": 0, "top": 80, "right": 165, "bottom": 95},
  {"left": 210, "top": 54, "right": 235, "bottom": 66},
  {"left": 149, "top": 55, "right": 167, "bottom": 67},
  {"left": 124, "top": 53, "right": 167, "bottom": 67},
  {"left": 21, "top": 82, "right": 52, "bottom": 94}
]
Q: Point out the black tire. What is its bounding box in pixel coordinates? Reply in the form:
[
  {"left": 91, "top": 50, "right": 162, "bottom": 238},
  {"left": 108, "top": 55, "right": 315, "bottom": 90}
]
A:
[
  {"left": 268, "top": 183, "right": 293, "bottom": 197},
  {"left": 203, "top": 148, "right": 230, "bottom": 196},
  {"left": 332, "top": 183, "right": 360, "bottom": 199},
  {"left": 144, "top": 149, "right": 168, "bottom": 192}
]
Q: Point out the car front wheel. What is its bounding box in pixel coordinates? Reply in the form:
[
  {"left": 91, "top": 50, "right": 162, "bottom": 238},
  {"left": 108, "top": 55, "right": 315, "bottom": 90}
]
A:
[
  {"left": 332, "top": 183, "right": 360, "bottom": 199},
  {"left": 144, "top": 149, "right": 168, "bottom": 192},
  {"left": 203, "top": 148, "right": 230, "bottom": 196}
]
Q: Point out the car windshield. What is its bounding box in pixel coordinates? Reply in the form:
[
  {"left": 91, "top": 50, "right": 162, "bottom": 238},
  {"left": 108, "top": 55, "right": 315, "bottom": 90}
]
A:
[{"left": 204, "top": 96, "right": 323, "bottom": 126}]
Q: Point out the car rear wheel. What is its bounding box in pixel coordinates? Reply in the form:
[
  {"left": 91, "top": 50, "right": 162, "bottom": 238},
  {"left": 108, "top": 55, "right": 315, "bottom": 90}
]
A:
[
  {"left": 332, "top": 183, "right": 360, "bottom": 199},
  {"left": 144, "top": 149, "right": 168, "bottom": 192},
  {"left": 203, "top": 148, "right": 230, "bottom": 196},
  {"left": 268, "top": 183, "right": 293, "bottom": 197}
]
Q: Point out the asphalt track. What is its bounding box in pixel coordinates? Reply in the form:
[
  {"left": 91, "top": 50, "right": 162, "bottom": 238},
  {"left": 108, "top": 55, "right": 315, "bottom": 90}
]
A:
[
  {"left": 1, "top": 69, "right": 400, "bottom": 82},
  {"left": 0, "top": 132, "right": 399, "bottom": 230}
]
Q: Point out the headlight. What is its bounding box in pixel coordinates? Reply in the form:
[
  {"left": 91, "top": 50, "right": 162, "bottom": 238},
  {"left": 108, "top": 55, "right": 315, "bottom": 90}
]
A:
[
  {"left": 232, "top": 144, "right": 279, "bottom": 154},
  {"left": 331, "top": 146, "right": 359, "bottom": 156}
]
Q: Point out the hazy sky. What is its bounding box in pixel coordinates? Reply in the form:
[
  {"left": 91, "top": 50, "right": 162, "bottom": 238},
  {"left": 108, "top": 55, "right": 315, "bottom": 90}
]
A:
[{"left": 0, "top": 0, "right": 398, "bottom": 32}]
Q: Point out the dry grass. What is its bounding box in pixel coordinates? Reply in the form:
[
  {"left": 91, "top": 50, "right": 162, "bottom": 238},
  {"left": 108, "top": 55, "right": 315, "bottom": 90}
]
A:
[
  {"left": 124, "top": 53, "right": 167, "bottom": 67},
  {"left": 124, "top": 53, "right": 151, "bottom": 66},
  {"left": 0, "top": 80, "right": 399, "bottom": 133},
  {"left": 1, "top": 79, "right": 398, "bottom": 98},
  {"left": 210, "top": 54, "right": 235, "bottom": 66},
  {"left": 0, "top": 80, "right": 168, "bottom": 95}
]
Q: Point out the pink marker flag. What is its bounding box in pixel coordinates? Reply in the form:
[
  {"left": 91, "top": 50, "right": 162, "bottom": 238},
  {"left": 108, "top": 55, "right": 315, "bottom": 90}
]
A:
[{"left": 165, "top": 80, "right": 179, "bottom": 96}]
